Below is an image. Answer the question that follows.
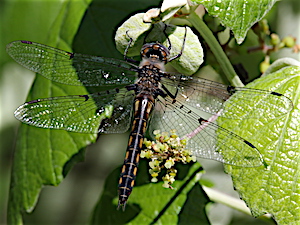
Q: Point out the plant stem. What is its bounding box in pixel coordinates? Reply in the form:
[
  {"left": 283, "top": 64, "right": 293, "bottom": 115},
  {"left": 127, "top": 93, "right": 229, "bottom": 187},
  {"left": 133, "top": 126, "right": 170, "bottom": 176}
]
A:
[
  {"left": 203, "top": 186, "right": 275, "bottom": 224},
  {"left": 187, "top": 11, "right": 244, "bottom": 87}
]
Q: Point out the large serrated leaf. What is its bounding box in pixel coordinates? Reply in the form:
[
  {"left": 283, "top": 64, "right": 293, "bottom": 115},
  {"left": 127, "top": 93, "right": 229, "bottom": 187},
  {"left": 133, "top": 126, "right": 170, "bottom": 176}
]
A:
[
  {"left": 7, "top": 1, "right": 95, "bottom": 224},
  {"left": 193, "top": 0, "right": 278, "bottom": 44},
  {"left": 218, "top": 66, "right": 299, "bottom": 224}
]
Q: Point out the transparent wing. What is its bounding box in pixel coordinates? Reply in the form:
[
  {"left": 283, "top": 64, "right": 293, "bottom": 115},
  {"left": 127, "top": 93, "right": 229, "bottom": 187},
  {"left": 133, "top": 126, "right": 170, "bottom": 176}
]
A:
[
  {"left": 6, "top": 41, "right": 138, "bottom": 86},
  {"left": 161, "top": 74, "right": 293, "bottom": 119},
  {"left": 14, "top": 88, "right": 135, "bottom": 134},
  {"left": 149, "top": 96, "right": 265, "bottom": 167}
]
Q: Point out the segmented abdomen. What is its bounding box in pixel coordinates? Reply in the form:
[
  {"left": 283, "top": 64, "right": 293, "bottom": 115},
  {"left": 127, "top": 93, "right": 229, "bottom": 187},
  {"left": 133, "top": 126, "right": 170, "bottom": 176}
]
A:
[{"left": 118, "top": 94, "right": 155, "bottom": 209}]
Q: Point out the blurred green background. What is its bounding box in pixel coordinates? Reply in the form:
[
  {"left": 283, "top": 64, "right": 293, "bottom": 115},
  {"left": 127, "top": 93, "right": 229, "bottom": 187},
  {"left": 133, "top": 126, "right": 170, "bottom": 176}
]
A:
[{"left": 0, "top": 0, "right": 299, "bottom": 224}]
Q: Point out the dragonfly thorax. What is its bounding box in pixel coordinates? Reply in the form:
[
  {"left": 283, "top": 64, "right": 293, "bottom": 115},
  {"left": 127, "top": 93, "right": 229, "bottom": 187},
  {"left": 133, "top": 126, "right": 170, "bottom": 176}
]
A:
[
  {"left": 134, "top": 74, "right": 162, "bottom": 97},
  {"left": 139, "top": 57, "right": 166, "bottom": 74}
]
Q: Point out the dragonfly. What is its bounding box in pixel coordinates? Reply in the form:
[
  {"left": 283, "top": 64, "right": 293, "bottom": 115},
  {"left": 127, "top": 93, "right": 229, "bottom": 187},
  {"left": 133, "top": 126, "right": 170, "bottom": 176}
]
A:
[{"left": 6, "top": 37, "right": 292, "bottom": 210}]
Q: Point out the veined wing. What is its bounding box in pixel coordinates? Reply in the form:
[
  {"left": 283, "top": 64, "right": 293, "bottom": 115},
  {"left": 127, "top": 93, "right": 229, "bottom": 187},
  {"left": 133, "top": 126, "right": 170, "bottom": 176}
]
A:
[
  {"left": 6, "top": 41, "right": 138, "bottom": 86},
  {"left": 161, "top": 74, "right": 293, "bottom": 119},
  {"left": 150, "top": 96, "right": 265, "bottom": 167},
  {"left": 14, "top": 88, "right": 135, "bottom": 134}
]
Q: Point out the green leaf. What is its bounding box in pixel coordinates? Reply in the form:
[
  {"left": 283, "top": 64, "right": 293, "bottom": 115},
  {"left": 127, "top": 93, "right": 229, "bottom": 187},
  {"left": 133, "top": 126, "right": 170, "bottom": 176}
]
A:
[
  {"left": 7, "top": 1, "right": 94, "bottom": 224},
  {"left": 219, "top": 66, "right": 300, "bottom": 224},
  {"left": 178, "top": 183, "right": 210, "bottom": 225},
  {"left": 91, "top": 161, "right": 210, "bottom": 224},
  {"left": 2, "top": 1, "right": 64, "bottom": 45},
  {"left": 264, "top": 58, "right": 300, "bottom": 75},
  {"left": 192, "top": 0, "right": 278, "bottom": 44}
]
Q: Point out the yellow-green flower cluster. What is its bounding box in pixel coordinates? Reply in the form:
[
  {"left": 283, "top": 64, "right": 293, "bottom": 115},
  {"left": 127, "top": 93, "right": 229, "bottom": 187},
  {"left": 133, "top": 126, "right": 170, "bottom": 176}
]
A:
[{"left": 141, "top": 130, "right": 196, "bottom": 189}]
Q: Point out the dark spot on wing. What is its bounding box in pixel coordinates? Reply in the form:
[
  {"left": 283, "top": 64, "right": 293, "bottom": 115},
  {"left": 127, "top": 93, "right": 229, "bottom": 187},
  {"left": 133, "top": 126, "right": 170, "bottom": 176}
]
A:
[
  {"left": 271, "top": 91, "right": 282, "bottom": 96},
  {"left": 227, "top": 86, "right": 236, "bottom": 95},
  {"left": 244, "top": 140, "right": 256, "bottom": 148},
  {"left": 27, "top": 99, "right": 41, "bottom": 104},
  {"left": 21, "top": 40, "right": 32, "bottom": 44},
  {"left": 67, "top": 52, "right": 74, "bottom": 59},
  {"left": 198, "top": 117, "right": 208, "bottom": 124},
  {"left": 79, "top": 95, "right": 89, "bottom": 101}
]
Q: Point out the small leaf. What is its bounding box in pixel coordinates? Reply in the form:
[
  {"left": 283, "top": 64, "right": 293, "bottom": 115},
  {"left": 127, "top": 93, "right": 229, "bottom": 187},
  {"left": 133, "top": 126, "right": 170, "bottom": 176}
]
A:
[
  {"left": 193, "top": 0, "right": 278, "bottom": 44},
  {"left": 167, "top": 25, "right": 204, "bottom": 75},
  {"left": 115, "top": 14, "right": 203, "bottom": 75},
  {"left": 219, "top": 66, "right": 300, "bottom": 224},
  {"left": 115, "top": 13, "right": 152, "bottom": 56}
]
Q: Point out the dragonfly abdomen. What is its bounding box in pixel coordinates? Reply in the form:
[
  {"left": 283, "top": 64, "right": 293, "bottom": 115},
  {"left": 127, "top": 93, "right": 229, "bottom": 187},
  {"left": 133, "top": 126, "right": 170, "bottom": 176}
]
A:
[{"left": 118, "top": 93, "right": 155, "bottom": 209}]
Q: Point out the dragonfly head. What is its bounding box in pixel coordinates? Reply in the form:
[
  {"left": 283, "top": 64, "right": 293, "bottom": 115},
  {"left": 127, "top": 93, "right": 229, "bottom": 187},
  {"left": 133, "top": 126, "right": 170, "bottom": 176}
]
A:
[{"left": 141, "top": 43, "right": 170, "bottom": 62}]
